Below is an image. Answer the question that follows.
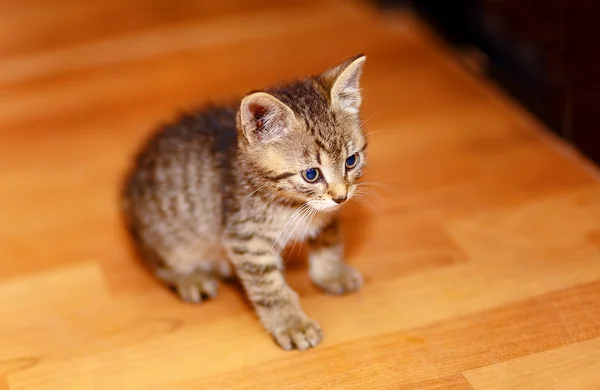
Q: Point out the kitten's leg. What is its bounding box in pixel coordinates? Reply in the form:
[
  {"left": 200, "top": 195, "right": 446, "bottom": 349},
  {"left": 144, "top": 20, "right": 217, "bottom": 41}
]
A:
[
  {"left": 308, "top": 218, "right": 363, "bottom": 294},
  {"left": 147, "top": 240, "right": 223, "bottom": 304},
  {"left": 156, "top": 267, "right": 219, "bottom": 303},
  {"left": 224, "top": 233, "right": 322, "bottom": 350}
]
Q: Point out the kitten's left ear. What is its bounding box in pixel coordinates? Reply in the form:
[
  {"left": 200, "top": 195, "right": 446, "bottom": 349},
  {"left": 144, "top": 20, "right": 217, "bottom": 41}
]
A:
[{"left": 322, "top": 53, "right": 366, "bottom": 114}]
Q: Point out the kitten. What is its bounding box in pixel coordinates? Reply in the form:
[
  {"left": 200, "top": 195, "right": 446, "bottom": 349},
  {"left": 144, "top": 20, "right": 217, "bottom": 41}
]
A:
[{"left": 121, "top": 54, "right": 368, "bottom": 350}]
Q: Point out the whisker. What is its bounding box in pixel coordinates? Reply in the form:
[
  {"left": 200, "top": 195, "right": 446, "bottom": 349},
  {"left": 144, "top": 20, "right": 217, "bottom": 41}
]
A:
[
  {"left": 355, "top": 185, "right": 382, "bottom": 193},
  {"left": 364, "top": 129, "right": 384, "bottom": 137},
  {"left": 244, "top": 182, "right": 270, "bottom": 199},
  {"left": 268, "top": 204, "right": 308, "bottom": 256},
  {"left": 357, "top": 179, "right": 395, "bottom": 189},
  {"left": 353, "top": 189, "right": 379, "bottom": 209},
  {"left": 262, "top": 194, "right": 279, "bottom": 208},
  {"left": 360, "top": 111, "right": 379, "bottom": 127},
  {"left": 280, "top": 203, "right": 311, "bottom": 249},
  {"left": 351, "top": 195, "right": 369, "bottom": 211},
  {"left": 288, "top": 219, "right": 305, "bottom": 256},
  {"left": 354, "top": 187, "right": 381, "bottom": 200},
  {"left": 356, "top": 180, "right": 395, "bottom": 196},
  {"left": 297, "top": 207, "right": 318, "bottom": 254},
  {"left": 352, "top": 194, "right": 378, "bottom": 212},
  {"left": 354, "top": 182, "right": 384, "bottom": 198},
  {"left": 286, "top": 206, "right": 311, "bottom": 255}
]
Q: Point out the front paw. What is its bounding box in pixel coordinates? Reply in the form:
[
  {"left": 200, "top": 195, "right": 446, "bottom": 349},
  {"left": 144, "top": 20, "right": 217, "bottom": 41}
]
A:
[
  {"left": 311, "top": 264, "right": 363, "bottom": 295},
  {"left": 269, "top": 314, "right": 323, "bottom": 351}
]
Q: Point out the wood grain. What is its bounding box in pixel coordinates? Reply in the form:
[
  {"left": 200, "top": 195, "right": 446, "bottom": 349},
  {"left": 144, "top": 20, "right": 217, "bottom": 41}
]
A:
[
  {"left": 464, "top": 339, "right": 600, "bottom": 390},
  {"left": 1, "top": 0, "right": 599, "bottom": 388}
]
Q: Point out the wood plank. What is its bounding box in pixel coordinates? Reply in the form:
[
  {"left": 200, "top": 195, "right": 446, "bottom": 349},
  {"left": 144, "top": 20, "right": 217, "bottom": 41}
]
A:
[
  {"left": 464, "top": 338, "right": 600, "bottom": 390},
  {"left": 179, "top": 281, "right": 600, "bottom": 389},
  {"left": 398, "top": 375, "right": 474, "bottom": 390},
  {"left": 5, "top": 255, "right": 600, "bottom": 388},
  {"left": 0, "top": 0, "right": 324, "bottom": 58}
]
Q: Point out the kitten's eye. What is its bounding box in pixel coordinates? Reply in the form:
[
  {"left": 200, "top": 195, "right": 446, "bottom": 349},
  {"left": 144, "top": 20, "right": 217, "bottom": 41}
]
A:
[
  {"left": 302, "top": 168, "right": 320, "bottom": 183},
  {"left": 345, "top": 153, "right": 360, "bottom": 170}
]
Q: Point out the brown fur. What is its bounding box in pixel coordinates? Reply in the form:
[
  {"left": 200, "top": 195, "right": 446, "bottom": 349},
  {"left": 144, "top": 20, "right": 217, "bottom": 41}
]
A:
[{"left": 121, "top": 54, "right": 368, "bottom": 350}]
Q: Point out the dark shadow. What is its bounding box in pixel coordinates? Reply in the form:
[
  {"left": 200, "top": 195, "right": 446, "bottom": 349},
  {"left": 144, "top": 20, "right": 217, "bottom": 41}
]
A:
[
  {"left": 283, "top": 199, "right": 376, "bottom": 271},
  {"left": 339, "top": 200, "right": 376, "bottom": 259}
]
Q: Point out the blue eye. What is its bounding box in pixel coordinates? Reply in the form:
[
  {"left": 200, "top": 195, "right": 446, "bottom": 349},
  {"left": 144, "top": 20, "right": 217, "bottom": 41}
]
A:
[
  {"left": 345, "top": 153, "right": 359, "bottom": 169},
  {"left": 302, "top": 168, "right": 320, "bottom": 183}
]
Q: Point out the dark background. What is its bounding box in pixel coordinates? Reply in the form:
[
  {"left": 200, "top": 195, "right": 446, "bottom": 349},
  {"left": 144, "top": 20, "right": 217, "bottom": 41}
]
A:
[{"left": 377, "top": 0, "right": 600, "bottom": 165}]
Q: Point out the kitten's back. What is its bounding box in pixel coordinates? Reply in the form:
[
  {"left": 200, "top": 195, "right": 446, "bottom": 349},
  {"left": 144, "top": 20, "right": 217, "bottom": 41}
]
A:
[{"left": 122, "top": 105, "right": 239, "bottom": 262}]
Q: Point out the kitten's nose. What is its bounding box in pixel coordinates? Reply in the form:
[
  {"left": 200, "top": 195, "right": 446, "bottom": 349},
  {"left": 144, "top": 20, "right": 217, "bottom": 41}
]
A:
[{"left": 332, "top": 195, "right": 347, "bottom": 204}]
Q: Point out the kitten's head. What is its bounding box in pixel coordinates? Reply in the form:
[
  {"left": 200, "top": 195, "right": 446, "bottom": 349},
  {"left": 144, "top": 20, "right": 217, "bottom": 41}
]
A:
[{"left": 237, "top": 54, "right": 368, "bottom": 212}]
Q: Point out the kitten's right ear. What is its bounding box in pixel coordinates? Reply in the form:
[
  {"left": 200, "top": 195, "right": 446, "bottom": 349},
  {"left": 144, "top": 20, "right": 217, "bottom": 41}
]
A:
[
  {"left": 239, "top": 92, "right": 296, "bottom": 143},
  {"left": 322, "top": 53, "right": 366, "bottom": 115}
]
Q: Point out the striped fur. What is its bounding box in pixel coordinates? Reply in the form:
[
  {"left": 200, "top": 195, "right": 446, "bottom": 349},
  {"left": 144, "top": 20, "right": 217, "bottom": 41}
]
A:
[{"left": 121, "top": 54, "right": 368, "bottom": 350}]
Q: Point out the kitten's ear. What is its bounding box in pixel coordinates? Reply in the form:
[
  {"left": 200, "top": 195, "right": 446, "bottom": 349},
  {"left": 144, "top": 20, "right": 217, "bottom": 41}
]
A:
[
  {"left": 322, "top": 53, "right": 366, "bottom": 114},
  {"left": 239, "top": 92, "right": 296, "bottom": 143}
]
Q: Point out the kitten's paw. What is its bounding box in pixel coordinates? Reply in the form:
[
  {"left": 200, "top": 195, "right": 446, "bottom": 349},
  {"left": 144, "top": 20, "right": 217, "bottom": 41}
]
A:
[
  {"left": 158, "top": 270, "right": 219, "bottom": 303},
  {"left": 215, "top": 259, "right": 235, "bottom": 281},
  {"left": 312, "top": 265, "right": 363, "bottom": 295},
  {"left": 272, "top": 316, "right": 323, "bottom": 351},
  {"left": 175, "top": 276, "right": 218, "bottom": 303}
]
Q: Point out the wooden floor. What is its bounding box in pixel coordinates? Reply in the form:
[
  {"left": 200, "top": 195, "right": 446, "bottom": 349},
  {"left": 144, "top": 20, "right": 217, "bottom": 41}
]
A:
[{"left": 2, "top": 1, "right": 600, "bottom": 389}]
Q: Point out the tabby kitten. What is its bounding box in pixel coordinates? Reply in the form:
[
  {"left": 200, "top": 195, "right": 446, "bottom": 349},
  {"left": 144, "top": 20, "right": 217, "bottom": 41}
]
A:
[{"left": 122, "top": 54, "right": 368, "bottom": 350}]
